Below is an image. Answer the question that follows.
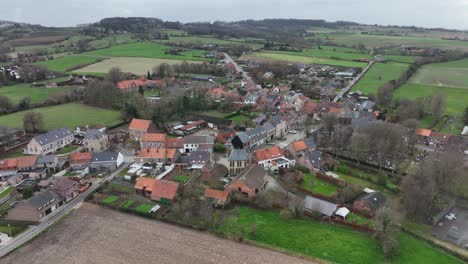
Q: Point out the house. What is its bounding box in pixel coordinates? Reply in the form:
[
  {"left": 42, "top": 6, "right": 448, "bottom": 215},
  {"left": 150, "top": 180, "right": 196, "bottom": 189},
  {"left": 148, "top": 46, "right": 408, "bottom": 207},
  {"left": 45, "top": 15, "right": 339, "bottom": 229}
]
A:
[
  {"left": 231, "top": 126, "right": 268, "bottom": 150},
  {"left": 152, "top": 179, "right": 179, "bottom": 202},
  {"left": 244, "top": 95, "right": 259, "bottom": 105},
  {"left": 70, "top": 152, "right": 92, "bottom": 170},
  {"left": 117, "top": 79, "right": 158, "bottom": 93},
  {"left": 176, "top": 120, "right": 206, "bottom": 135},
  {"left": 287, "top": 138, "right": 316, "bottom": 157},
  {"left": 0, "top": 127, "right": 25, "bottom": 151},
  {"left": 26, "top": 128, "right": 73, "bottom": 155},
  {"left": 166, "top": 137, "right": 184, "bottom": 152},
  {"left": 353, "top": 191, "right": 386, "bottom": 213},
  {"left": 49, "top": 177, "right": 80, "bottom": 202},
  {"left": 128, "top": 119, "right": 153, "bottom": 140},
  {"left": 225, "top": 164, "right": 268, "bottom": 199},
  {"left": 83, "top": 129, "right": 109, "bottom": 152},
  {"left": 201, "top": 164, "right": 228, "bottom": 184},
  {"left": 253, "top": 146, "right": 294, "bottom": 170},
  {"left": 140, "top": 133, "right": 166, "bottom": 149},
  {"left": 262, "top": 122, "right": 276, "bottom": 141},
  {"left": 253, "top": 114, "right": 267, "bottom": 126},
  {"left": 297, "top": 150, "right": 323, "bottom": 171},
  {"left": 135, "top": 148, "right": 178, "bottom": 165},
  {"left": 228, "top": 149, "right": 250, "bottom": 175},
  {"left": 304, "top": 196, "right": 338, "bottom": 217},
  {"left": 204, "top": 188, "right": 230, "bottom": 206},
  {"left": 183, "top": 136, "right": 215, "bottom": 153},
  {"left": 188, "top": 151, "right": 211, "bottom": 169},
  {"left": 0, "top": 156, "right": 38, "bottom": 171},
  {"left": 35, "top": 155, "right": 59, "bottom": 173},
  {"left": 90, "top": 152, "right": 124, "bottom": 173},
  {"left": 360, "top": 100, "right": 376, "bottom": 112},
  {"left": 6, "top": 190, "right": 64, "bottom": 222},
  {"left": 269, "top": 115, "right": 286, "bottom": 138}
]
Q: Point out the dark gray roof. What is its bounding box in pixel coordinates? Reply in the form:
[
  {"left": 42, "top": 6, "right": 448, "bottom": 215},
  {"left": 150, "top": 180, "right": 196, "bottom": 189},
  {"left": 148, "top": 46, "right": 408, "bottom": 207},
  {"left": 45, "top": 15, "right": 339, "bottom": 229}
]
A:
[
  {"left": 228, "top": 149, "right": 250, "bottom": 161},
  {"left": 36, "top": 155, "right": 57, "bottom": 164},
  {"left": 306, "top": 150, "right": 322, "bottom": 165},
  {"left": 361, "top": 100, "right": 376, "bottom": 110},
  {"left": 33, "top": 128, "right": 71, "bottom": 146},
  {"left": 91, "top": 152, "right": 119, "bottom": 163},
  {"left": 188, "top": 151, "right": 210, "bottom": 164},
  {"left": 269, "top": 115, "right": 284, "bottom": 126},
  {"left": 236, "top": 164, "right": 267, "bottom": 190},
  {"left": 351, "top": 112, "right": 377, "bottom": 129},
  {"left": 84, "top": 129, "right": 106, "bottom": 140},
  {"left": 356, "top": 192, "right": 386, "bottom": 211},
  {"left": 303, "top": 138, "right": 316, "bottom": 149},
  {"left": 237, "top": 126, "right": 267, "bottom": 143},
  {"left": 184, "top": 136, "right": 214, "bottom": 144},
  {"left": 26, "top": 190, "right": 62, "bottom": 209},
  {"left": 304, "top": 196, "right": 337, "bottom": 216},
  {"left": 51, "top": 177, "right": 79, "bottom": 192},
  {"left": 261, "top": 122, "right": 275, "bottom": 132},
  {"left": 253, "top": 114, "right": 266, "bottom": 123},
  {"left": 0, "top": 126, "right": 22, "bottom": 136}
]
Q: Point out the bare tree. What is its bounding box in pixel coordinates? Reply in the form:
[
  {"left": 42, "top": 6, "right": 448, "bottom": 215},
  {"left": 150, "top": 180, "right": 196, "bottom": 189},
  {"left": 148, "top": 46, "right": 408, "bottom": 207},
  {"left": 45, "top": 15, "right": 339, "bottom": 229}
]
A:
[
  {"left": 106, "top": 67, "right": 124, "bottom": 85},
  {"left": 84, "top": 80, "right": 121, "bottom": 108},
  {"left": 23, "top": 112, "right": 45, "bottom": 133},
  {"left": 402, "top": 119, "right": 420, "bottom": 156},
  {"left": 430, "top": 92, "right": 446, "bottom": 120},
  {"left": 350, "top": 132, "right": 370, "bottom": 165},
  {"left": 374, "top": 205, "right": 401, "bottom": 259}
]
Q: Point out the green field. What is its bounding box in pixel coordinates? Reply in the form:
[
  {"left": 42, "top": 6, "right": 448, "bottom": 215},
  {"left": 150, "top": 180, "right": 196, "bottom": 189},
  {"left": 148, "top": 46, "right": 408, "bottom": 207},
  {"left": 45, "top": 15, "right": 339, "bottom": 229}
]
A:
[
  {"left": 301, "top": 173, "right": 339, "bottom": 196},
  {"left": 394, "top": 83, "right": 468, "bottom": 115},
  {"left": 0, "top": 103, "right": 121, "bottom": 130},
  {"left": 85, "top": 42, "right": 207, "bottom": 61},
  {"left": 352, "top": 62, "right": 409, "bottom": 95},
  {"left": 102, "top": 195, "right": 119, "bottom": 204},
  {"left": 0, "top": 83, "right": 76, "bottom": 103},
  {"left": 219, "top": 207, "right": 463, "bottom": 264},
  {"left": 409, "top": 58, "right": 468, "bottom": 88},
  {"left": 383, "top": 55, "right": 416, "bottom": 63},
  {"left": 267, "top": 46, "right": 372, "bottom": 61},
  {"left": 135, "top": 203, "right": 154, "bottom": 213},
  {"left": 158, "top": 36, "right": 264, "bottom": 49},
  {"left": 173, "top": 175, "right": 190, "bottom": 184},
  {"left": 34, "top": 55, "right": 101, "bottom": 72},
  {"left": 245, "top": 52, "right": 368, "bottom": 68},
  {"left": 73, "top": 57, "right": 201, "bottom": 75}
]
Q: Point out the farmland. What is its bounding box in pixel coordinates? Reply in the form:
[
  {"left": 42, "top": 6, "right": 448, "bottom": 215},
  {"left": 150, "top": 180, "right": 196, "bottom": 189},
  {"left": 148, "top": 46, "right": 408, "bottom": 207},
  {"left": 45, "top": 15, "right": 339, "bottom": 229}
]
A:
[
  {"left": 84, "top": 42, "right": 208, "bottom": 61},
  {"left": 34, "top": 55, "right": 102, "bottom": 72},
  {"left": 394, "top": 83, "right": 468, "bottom": 115},
  {"left": 0, "top": 83, "right": 76, "bottom": 103},
  {"left": 158, "top": 36, "right": 264, "bottom": 49},
  {"left": 352, "top": 62, "right": 409, "bottom": 95},
  {"left": 73, "top": 57, "right": 201, "bottom": 75},
  {"left": 409, "top": 58, "right": 468, "bottom": 88},
  {"left": 241, "top": 52, "right": 368, "bottom": 68},
  {"left": 267, "top": 46, "right": 372, "bottom": 61},
  {"left": 0, "top": 103, "right": 121, "bottom": 130},
  {"left": 218, "top": 207, "right": 464, "bottom": 264}
]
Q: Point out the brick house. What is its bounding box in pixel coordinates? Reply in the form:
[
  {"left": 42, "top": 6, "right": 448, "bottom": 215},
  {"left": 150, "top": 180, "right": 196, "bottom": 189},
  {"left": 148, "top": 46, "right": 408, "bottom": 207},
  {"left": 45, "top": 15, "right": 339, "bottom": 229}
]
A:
[
  {"left": 135, "top": 178, "right": 179, "bottom": 203},
  {"left": 49, "top": 177, "right": 80, "bottom": 202},
  {"left": 6, "top": 190, "right": 64, "bottom": 222},
  {"left": 352, "top": 191, "right": 386, "bottom": 214},
  {"left": 70, "top": 152, "right": 92, "bottom": 170},
  {"left": 140, "top": 133, "right": 166, "bottom": 149},
  {"left": 135, "top": 148, "right": 179, "bottom": 165},
  {"left": 128, "top": 119, "right": 153, "bottom": 140},
  {"left": 225, "top": 164, "right": 268, "bottom": 199},
  {"left": 83, "top": 129, "right": 109, "bottom": 152}
]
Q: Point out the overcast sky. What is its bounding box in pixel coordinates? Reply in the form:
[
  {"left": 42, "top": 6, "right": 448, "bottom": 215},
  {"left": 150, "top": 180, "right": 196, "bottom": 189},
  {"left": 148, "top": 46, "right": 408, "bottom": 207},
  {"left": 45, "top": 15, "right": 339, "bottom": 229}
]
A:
[{"left": 2, "top": 0, "right": 468, "bottom": 30}]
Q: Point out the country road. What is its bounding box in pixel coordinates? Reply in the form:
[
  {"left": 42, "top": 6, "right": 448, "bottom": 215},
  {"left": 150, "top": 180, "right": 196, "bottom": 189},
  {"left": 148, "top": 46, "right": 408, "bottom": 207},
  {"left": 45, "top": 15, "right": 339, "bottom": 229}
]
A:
[
  {"left": 333, "top": 61, "right": 374, "bottom": 102},
  {"left": 0, "top": 163, "right": 130, "bottom": 258},
  {"left": 224, "top": 52, "right": 252, "bottom": 82}
]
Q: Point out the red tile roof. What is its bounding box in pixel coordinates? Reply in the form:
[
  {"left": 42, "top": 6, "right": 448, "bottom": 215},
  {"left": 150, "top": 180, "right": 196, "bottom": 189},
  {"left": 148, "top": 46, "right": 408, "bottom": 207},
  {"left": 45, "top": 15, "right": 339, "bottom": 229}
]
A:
[
  {"left": 204, "top": 188, "right": 229, "bottom": 203},
  {"left": 254, "top": 146, "right": 284, "bottom": 161},
  {"left": 129, "top": 119, "right": 152, "bottom": 131},
  {"left": 151, "top": 180, "right": 179, "bottom": 200},
  {"left": 416, "top": 128, "right": 432, "bottom": 137},
  {"left": 166, "top": 137, "right": 184, "bottom": 148},
  {"left": 70, "top": 152, "right": 92, "bottom": 164},
  {"left": 137, "top": 148, "right": 177, "bottom": 159},
  {"left": 134, "top": 177, "right": 156, "bottom": 192},
  {"left": 141, "top": 133, "right": 166, "bottom": 142},
  {"left": 291, "top": 140, "right": 308, "bottom": 152}
]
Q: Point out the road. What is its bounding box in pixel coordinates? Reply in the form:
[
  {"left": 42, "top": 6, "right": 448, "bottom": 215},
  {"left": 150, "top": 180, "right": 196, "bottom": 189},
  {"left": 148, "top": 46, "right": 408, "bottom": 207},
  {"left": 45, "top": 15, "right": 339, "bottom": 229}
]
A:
[
  {"left": 224, "top": 52, "right": 252, "bottom": 82},
  {"left": 333, "top": 61, "right": 374, "bottom": 102},
  {"left": 0, "top": 162, "right": 130, "bottom": 258}
]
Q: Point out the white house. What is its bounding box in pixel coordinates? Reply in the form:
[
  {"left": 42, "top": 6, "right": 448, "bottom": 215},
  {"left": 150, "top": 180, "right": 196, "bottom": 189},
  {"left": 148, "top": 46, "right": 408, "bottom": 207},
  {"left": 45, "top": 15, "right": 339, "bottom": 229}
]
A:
[
  {"left": 253, "top": 146, "right": 294, "bottom": 170},
  {"left": 26, "top": 128, "right": 73, "bottom": 155}
]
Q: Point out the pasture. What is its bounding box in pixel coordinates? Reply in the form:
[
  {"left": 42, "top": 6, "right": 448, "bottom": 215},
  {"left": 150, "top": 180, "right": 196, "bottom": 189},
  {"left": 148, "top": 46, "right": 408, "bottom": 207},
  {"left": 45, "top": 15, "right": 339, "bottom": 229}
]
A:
[
  {"left": 352, "top": 62, "right": 409, "bottom": 95},
  {"left": 409, "top": 58, "right": 468, "bottom": 88},
  {"left": 73, "top": 57, "right": 201, "bottom": 75},
  {"left": 0, "top": 83, "right": 76, "bottom": 104},
  {"left": 267, "top": 46, "right": 372, "bottom": 61},
  {"left": 34, "top": 55, "right": 101, "bottom": 72},
  {"left": 242, "top": 52, "right": 367, "bottom": 68},
  {"left": 84, "top": 42, "right": 207, "bottom": 61},
  {"left": 394, "top": 83, "right": 468, "bottom": 115},
  {"left": 158, "top": 36, "right": 264, "bottom": 49},
  {"left": 0, "top": 103, "right": 121, "bottom": 130},
  {"left": 219, "top": 207, "right": 464, "bottom": 264}
]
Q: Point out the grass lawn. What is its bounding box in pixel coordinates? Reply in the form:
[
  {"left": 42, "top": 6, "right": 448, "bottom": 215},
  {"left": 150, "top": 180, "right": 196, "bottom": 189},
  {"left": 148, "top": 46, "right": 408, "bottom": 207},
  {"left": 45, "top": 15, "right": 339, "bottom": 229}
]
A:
[
  {"left": 34, "top": 55, "right": 101, "bottom": 72},
  {"left": 102, "top": 195, "right": 119, "bottom": 204},
  {"left": 347, "top": 213, "right": 373, "bottom": 226},
  {"left": 107, "top": 183, "right": 134, "bottom": 194},
  {"left": 135, "top": 203, "right": 154, "bottom": 213},
  {"left": 301, "top": 173, "right": 339, "bottom": 196},
  {"left": 0, "top": 225, "right": 27, "bottom": 237},
  {"left": 383, "top": 55, "right": 416, "bottom": 63},
  {"left": 0, "top": 103, "right": 121, "bottom": 131},
  {"left": 409, "top": 58, "right": 468, "bottom": 88},
  {"left": 0, "top": 187, "right": 14, "bottom": 199},
  {"left": 394, "top": 83, "right": 468, "bottom": 116},
  {"left": 173, "top": 175, "right": 190, "bottom": 184},
  {"left": 54, "top": 145, "right": 79, "bottom": 155},
  {"left": 195, "top": 110, "right": 229, "bottom": 118},
  {"left": 121, "top": 200, "right": 136, "bottom": 208},
  {"left": 218, "top": 207, "right": 464, "bottom": 264},
  {"left": 0, "top": 83, "right": 76, "bottom": 104},
  {"left": 229, "top": 114, "right": 252, "bottom": 125},
  {"left": 247, "top": 52, "right": 367, "bottom": 68},
  {"left": 267, "top": 46, "right": 372, "bottom": 61},
  {"left": 73, "top": 57, "right": 201, "bottom": 75},
  {"left": 84, "top": 42, "right": 207, "bottom": 61},
  {"left": 335, "top": 171, "right": 386, "bottom": 192},
  {"left": 352, "top": 62, "right": 409, "bottom": 95}
]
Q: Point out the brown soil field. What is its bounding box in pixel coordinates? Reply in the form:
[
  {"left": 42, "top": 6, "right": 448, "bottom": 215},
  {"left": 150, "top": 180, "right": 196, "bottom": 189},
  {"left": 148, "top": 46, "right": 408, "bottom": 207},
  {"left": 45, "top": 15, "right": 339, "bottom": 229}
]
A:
[{"left": 2, "top": 203, "right": 315, "bottom": 264}]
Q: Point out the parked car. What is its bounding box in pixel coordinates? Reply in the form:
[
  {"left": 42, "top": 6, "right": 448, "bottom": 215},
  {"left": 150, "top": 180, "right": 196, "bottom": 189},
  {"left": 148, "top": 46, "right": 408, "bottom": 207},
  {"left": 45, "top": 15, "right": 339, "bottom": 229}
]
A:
[{"left": 289, "top": 130, "right": 298, "bottom": 134}]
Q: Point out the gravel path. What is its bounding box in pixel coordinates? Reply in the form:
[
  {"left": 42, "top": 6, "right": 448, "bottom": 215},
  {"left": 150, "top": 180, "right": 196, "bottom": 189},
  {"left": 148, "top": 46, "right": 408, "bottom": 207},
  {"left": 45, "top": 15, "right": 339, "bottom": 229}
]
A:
[{"left": 2, "top": 203, "right": 315, "bottom": 264}]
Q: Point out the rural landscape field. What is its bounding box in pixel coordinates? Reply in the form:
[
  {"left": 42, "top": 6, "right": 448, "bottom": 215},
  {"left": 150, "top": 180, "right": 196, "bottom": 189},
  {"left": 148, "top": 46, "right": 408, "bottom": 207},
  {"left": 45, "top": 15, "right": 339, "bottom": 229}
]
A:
[{"left": 0, "top": 4, "right": 467, "bottom": 264}]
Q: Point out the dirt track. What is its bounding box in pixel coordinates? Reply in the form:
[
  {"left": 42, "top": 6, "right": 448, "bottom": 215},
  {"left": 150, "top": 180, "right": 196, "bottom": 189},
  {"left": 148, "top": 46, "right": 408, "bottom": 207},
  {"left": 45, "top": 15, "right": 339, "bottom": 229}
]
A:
[{"left": 2, "top": 203, "right": 315, "bottom": 264}]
